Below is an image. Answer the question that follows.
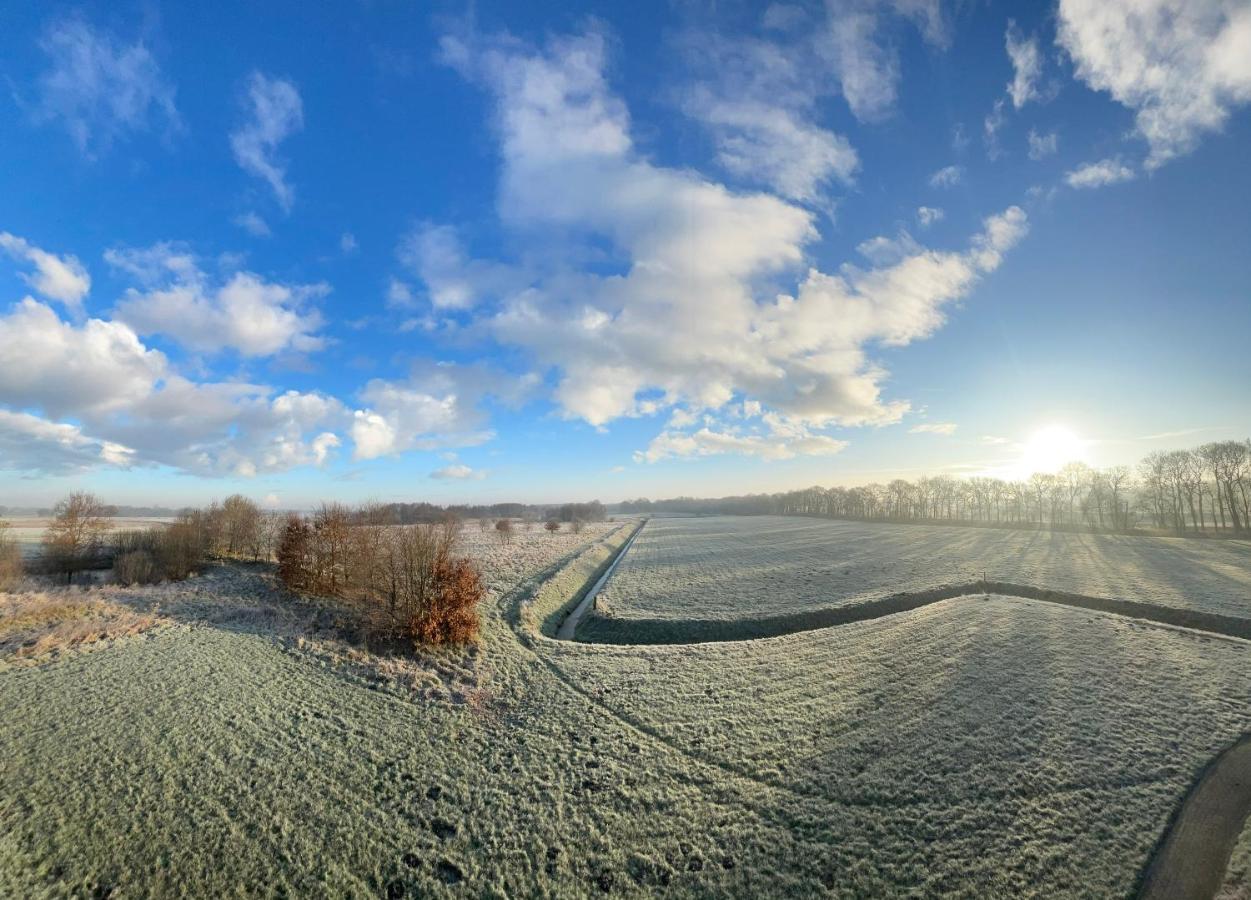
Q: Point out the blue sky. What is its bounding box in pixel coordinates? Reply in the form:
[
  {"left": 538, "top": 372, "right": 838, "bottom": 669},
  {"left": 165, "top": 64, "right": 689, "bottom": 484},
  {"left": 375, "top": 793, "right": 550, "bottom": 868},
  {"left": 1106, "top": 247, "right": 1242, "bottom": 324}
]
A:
[{"left": 1, "top": 0, "right": 1249, "bottom": 508}]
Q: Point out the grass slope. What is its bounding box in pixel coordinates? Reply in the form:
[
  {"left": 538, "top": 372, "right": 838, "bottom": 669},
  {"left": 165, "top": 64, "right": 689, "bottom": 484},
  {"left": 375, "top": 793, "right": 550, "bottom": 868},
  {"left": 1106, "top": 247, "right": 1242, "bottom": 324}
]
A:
[{"left": 548, "top": 596, "right": 1251, "bottom": 896}]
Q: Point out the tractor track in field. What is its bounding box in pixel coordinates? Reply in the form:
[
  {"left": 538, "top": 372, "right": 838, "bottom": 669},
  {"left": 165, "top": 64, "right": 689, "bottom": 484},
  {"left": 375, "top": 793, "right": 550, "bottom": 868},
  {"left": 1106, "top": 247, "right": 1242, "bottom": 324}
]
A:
[{"left": 532, "top": 517, "right": 1251, "bottom": 899}]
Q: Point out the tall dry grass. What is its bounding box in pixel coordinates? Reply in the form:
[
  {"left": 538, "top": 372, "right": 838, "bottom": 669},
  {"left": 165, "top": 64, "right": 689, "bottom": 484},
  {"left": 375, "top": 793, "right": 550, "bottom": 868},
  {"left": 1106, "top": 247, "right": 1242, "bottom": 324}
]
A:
[{"left": 0, "top": 591, "right": 162, "bottom": 661}]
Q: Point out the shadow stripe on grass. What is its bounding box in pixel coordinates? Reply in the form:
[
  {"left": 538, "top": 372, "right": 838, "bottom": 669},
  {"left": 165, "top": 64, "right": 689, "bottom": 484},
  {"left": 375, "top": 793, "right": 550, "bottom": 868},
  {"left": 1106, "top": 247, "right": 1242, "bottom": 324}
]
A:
[{"left": 572, "top": 580, "right": 1251, "bottom": 645}]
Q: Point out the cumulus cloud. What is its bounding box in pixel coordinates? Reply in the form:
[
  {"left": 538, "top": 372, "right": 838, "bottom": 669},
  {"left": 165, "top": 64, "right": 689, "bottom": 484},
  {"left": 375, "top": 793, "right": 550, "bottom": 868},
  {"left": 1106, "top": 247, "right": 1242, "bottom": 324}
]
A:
[
  {"left": 0, "top": 232, "right": 91, "bottom": 313},
  {"left": 1057, "top": 0, "right": 1251, "bottom": 168},
  {"left": 1005, "top": 20, "right": 1043, "bottom": 109},
  {"left": 929, "top": 165, "right": 963, "bottom": 188},
  {"left": 348, "top": 362, "right": 529, "bottom": 460},
  {"left": 916, "top": 206, "right": 944, "bottom": 227},
  {"left": 30, "top": 16, "right": 180, "bottom": 156},
  {"left": 0, "top": 298, "right": 346, "bottom": 476},
  {"left": 1027, "top": 128, "right": 1058, "bottom": 160},
  {"left": 430, "top": 463, "right": 486, "bottom": 480},
  {"left": 1065, "top": 157, "right": 1135, "bottom": 189},
  {"left": 231, "top": 72, "right": 303, "bottom": 211},
  {"left": 0, "top": 409, "right": 135, "bottom": 475},
  {"left": 638, "top": 425, "right": 849, "bottom": 463},
  {"left": 910, "top": 421, "right": 957, "bottom": 435},
  {"left": 398, "top": 224, "right": 521, "bottom": 310},
  {"left": 437, "top": 29, "right": 1029, "bottom": 461},
  {"left": 109, "top": 244, "right": 326, "bottom": 356}
]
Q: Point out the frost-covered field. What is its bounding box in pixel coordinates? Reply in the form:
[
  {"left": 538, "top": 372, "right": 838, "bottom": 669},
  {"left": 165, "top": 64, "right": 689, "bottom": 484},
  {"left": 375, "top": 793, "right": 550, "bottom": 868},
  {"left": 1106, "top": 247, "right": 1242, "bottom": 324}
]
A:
[
  {"left": 595, "top": 515, "right": 1251, "bottom": 623},
  {"left": 5, "top": 516, "right": 1251, "bottom": 897},
  {"left": 546, "top": 595, "right": 1251, "bottom": 896}
]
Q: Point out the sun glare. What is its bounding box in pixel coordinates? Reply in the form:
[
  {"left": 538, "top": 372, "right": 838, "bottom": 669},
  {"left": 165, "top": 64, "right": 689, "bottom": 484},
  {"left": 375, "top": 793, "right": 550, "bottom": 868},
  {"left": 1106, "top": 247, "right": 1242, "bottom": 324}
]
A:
[{"left": 1020, "top": 425, "right": 1089, "bottom": 475}]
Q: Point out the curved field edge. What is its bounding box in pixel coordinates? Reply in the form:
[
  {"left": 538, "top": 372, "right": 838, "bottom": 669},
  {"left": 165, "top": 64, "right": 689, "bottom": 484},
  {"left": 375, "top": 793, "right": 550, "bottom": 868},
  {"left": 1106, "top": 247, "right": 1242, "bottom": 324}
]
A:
[
  {"left": 1138, "top": 732, "right": 1251, "bottom": 900},
  {"left": 576, "top": 578, "right": 1251, "bottom": 645}
]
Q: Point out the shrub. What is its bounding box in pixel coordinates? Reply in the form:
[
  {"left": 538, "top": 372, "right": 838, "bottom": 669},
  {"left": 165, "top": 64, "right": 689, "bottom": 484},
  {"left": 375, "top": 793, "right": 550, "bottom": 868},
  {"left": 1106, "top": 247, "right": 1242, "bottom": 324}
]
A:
[
  {"left": 545, "top": 520, "right": 561, "bottom": 533},
  {"left": 114, "top": 550, "right": 158, "bottom": 585},
  {"left": 0, "top": 520, "right": 22, "bottom": 590},
  {"left": 276, "top": 515, "right": 312, "bottom": 590},
  {"left": 110, "top": 519, "right": 209, "bottom": 584},
  {"left": 276, "top": 511, "right": 484, "bottom": 647},
  {"left": 406, "top": 555, "right": 483, "bottom": 645}
]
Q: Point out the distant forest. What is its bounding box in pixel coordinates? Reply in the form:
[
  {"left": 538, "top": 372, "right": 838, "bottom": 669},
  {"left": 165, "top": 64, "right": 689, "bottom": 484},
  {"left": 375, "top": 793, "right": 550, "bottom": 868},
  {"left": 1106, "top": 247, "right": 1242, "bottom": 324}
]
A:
[{"left": 618, "top": 439, "right": 1251, "bottom": 535}]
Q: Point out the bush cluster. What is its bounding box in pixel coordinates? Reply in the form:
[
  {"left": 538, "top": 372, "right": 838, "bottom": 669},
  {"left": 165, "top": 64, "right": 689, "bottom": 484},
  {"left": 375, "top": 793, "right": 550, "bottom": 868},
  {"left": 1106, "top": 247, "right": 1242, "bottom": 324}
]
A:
[
  {"left": 109, "top": 518, "right": 214, "bottom": 585},
  {"left": 0, "top": 520, "right": 23, "bottom": 590},
  {"left": 276, "top": 504, "right": 484, "bottom": 647}
]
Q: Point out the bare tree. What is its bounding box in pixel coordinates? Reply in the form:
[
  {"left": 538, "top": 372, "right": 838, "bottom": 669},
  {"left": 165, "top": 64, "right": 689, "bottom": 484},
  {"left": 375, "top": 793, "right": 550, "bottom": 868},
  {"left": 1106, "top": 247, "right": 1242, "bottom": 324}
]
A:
[
  {"left": 495, "top": 518, "right": 514, "bottom": 544},
  {"left": 42, "top": 492, "right": 112, "bottom": 583}
]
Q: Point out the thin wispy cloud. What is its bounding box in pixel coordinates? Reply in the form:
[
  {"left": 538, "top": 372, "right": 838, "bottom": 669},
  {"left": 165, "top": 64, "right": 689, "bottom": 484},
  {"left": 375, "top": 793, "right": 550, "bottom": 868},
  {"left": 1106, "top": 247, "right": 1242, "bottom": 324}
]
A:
[
  {"left": 30, "top": 16, "right": 181, "bottom": 157},
  {"left": 231, "top": 72, "right": 304, "bottom": 212}
]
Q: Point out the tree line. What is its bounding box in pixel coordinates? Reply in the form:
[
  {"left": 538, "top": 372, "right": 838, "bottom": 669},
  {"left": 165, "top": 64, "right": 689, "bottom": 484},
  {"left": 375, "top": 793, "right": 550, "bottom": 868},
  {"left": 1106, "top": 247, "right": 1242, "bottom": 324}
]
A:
[{"left": 618, "top": 439, "right": 1251, "bottom": 535}]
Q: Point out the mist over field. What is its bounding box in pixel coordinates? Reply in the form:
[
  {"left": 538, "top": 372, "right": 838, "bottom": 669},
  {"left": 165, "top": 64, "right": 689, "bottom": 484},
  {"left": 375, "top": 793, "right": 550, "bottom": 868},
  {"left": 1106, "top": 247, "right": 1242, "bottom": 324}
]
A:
[{"left": 3, "top": 0, "right": 1251, "bottom": 896}]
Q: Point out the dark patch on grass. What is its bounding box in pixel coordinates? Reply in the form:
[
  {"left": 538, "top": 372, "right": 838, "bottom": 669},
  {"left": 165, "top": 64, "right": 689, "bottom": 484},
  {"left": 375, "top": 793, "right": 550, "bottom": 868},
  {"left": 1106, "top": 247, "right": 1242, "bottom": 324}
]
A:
[{"left": 434, "top": 860, "right": 463, "bottom": 885}]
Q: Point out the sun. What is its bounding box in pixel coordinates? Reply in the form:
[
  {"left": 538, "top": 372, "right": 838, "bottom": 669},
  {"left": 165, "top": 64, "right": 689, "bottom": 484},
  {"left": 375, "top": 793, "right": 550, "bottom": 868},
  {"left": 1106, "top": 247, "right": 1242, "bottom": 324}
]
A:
[{"left": 1020, "top": 425, "right": 1089, "bottom": 475}]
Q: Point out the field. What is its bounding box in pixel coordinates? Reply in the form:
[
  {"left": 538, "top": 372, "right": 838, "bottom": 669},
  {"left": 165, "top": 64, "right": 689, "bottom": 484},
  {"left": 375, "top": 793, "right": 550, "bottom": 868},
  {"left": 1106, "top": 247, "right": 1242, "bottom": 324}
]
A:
[
  {"left": 589, "top": 516, "right": 1251, "bottom": 640},
  {"left": 3, "top": 516, "right": 175, "bottom": 559},
  {"left": 3, "top": 515, "right": 1251, "bottom": 896}
]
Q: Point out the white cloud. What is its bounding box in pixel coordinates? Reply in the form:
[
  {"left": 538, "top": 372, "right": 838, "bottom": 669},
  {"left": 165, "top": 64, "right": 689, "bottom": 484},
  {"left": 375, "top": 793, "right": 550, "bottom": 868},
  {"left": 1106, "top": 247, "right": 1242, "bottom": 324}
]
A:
[
  {"left": 0, "top": 297, "right": 165, "bottom": 418},
  {"left": 1057, "top": 0, "right": 1251, "bottom": 168},
  {"left": 386, "top": 278, "right": 416, "bottom": 309},
  {"left": 637, "top": 420, "right": 850, "bottom": 463},
  {"left": 0, "top": 232, "right": 91, "bottom": 313},
  {"left": 0, "top": 409, "right": 135, "bottom": 474},
  {"left": 31, "top": 16, "right": 180, "bottom": 156},
  {"left": 430, "top": 463, "right": 486, "bottom": 480},
  {"left": 675, "top": 31, "right": 858, "bottom": 202},
  {"left": 1027, "top": 128, "right": 1058, "bottom": 160},
  {"left": 231, "top": 72, "right": 303, "bottom": 211},
  {"left": 983, "top": 99, "right": 1006, "bottom": 160},
  {"left": 1064, "top": 157, "right": 1136, "bottom": 189},
  {"left": 398, "top": 224, "right": 521, "bottom": 310},
  {"left": 349, "top": 362, "right": 521, "bottom": 460},
  {"left": 109, "top": 244, "right": 326, "bottom": 356},
  {"left": 1005, "top": 21, "right": 1043, "bottom": 109},
  {"left": 917, "top": 206, "right": 944, "bottom": 227},
  {"left": 233, "top": 212, "right": 271, "bottom": 237},
  {"left": 928, "top": 165, "right": 963, "bottom": 188},
  {"left": 0, "top": 298, "right": 346, "bottom": 476},
  {"left": 910, "top": 421, "right": 957, "bottom": 435},
  {"left": 439, "top": 30, "right": 1029, "bottom": 459},
  {"left": 817, "top": 0, "right": 949, "bottom": 122}
]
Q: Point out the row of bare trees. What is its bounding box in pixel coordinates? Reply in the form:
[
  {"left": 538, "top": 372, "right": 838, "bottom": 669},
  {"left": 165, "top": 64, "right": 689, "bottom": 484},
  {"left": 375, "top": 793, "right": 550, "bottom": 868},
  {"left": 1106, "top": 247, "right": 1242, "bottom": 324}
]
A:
[
  {"left": 622, "top": 439, "right": 1251, "bottom": 535},
  {"left": 276, "top": 503, "right": 484, "bottom": 645}
]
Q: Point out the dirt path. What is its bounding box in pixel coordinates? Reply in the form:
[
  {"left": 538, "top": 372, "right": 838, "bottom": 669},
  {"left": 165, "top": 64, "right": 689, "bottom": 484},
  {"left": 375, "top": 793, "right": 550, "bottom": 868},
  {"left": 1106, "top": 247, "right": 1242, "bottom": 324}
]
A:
[
  {"left": 556, "top": 520, "right": 645, "bottom": 640},
  {"left": 1137, "top": 734, "right": 1251, "bottom": 900}
]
